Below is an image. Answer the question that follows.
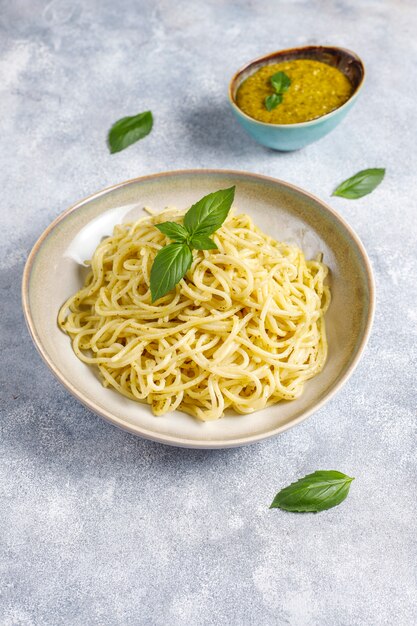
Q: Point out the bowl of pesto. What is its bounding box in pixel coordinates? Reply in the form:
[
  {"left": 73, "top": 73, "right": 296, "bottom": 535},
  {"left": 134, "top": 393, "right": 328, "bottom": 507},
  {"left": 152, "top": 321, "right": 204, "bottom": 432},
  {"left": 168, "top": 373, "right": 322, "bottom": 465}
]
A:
[{"left": 229, "top": 46, "right": 365, "bottom": 151}]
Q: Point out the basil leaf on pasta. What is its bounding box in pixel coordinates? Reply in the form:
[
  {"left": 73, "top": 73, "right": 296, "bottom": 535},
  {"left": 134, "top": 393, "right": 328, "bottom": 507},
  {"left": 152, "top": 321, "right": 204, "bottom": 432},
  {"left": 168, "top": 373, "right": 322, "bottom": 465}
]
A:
[
  {"left": 155, "top": 222, "right": 189, "bottom": 243},
  {"left": 150, "top": 243, "right": 192, "bottom": 302},
  {"left": 183, "top": 187, "right": 235, "bottom": 237},
  {"left": 149, "top": 188, "right": 234, "bottom": 299},
  {"left": 189, "top": 235, "right": 218, "bottom": 250}
]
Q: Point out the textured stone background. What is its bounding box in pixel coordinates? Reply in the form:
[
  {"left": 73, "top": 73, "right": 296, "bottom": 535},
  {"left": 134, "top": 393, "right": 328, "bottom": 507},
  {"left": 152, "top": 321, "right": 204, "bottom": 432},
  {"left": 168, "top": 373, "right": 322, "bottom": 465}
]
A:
[{"left": 1, "top": 1, "right": 416, "bottom": 624}]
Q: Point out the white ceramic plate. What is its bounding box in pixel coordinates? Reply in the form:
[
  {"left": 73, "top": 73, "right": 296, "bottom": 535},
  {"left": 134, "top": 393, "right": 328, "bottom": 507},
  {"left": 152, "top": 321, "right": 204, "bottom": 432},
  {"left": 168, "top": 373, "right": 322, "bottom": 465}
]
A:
[{"left": 22, "top": 170, "right": 375, "bottom": 448}]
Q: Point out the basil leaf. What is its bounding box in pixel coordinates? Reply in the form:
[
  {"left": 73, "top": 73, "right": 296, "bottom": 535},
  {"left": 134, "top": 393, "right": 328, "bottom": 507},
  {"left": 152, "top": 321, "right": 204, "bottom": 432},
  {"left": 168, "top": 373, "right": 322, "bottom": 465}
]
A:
[
  {"left": 332, "top": 168, "right": 385, "bottom": 199},
  {"left": 107, "top": 111, "right": 153, "bottom": 154},
  {"left": 150, "top": 188, "right": 234, "bottom": 299},
  {"left": 270, "top": 71, "right": 291, "bottom": 93},
  {"left": 270, "top": 470, "right": 354, "bottom": 513},
  {"left": 150, "top": 243, "right": 192, "bottom": 302},
  {"left": 189, "top": 234, "right": 218, "bottom": 250},
  {"left": 265, "top": 93, "right": 282, "bottom": 111},
  {"left": 155, "top": 222, "right": 189, "bottom": 243},
  {"left": 183, "top": 187, "right": 235, "bottom": 237}
]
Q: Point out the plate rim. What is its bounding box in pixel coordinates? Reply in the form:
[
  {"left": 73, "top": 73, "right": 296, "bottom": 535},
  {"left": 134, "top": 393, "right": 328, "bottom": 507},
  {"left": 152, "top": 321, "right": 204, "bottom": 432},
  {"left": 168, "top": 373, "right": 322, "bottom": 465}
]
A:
[{"left": 22, "top": 169, "right": 375, "bottom": 448}]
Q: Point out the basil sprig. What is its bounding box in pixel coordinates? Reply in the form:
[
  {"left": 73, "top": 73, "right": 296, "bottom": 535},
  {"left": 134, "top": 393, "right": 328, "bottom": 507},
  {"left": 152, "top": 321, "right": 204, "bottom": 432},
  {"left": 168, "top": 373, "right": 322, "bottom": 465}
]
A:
[
  {"left": 265, "top": 93, "right": 282, "bottom": 111},
  {"left": 332, "top": 168, "right": 385, "bottom": 199},
  {"left": 150, "top": 187, "right": 235, "bottom": 302},
  {"left": 108, "top": 111, "right": 153, "bottom": 154},
  {"left": 265, "top": 71, "right": 291, "bottom": 111},
  {"left": 270, "top": 470, "right": 354, "bottom": 513},
  {"left": 270, "top": 71, "right": 291, "bottom": 93}
]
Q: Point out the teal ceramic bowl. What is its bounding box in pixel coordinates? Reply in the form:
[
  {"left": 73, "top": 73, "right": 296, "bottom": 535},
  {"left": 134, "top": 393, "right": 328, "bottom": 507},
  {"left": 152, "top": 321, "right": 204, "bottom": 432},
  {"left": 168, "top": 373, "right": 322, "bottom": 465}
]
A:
[{"left": 229, "top": 46, "right": 365, "bottom": 151}]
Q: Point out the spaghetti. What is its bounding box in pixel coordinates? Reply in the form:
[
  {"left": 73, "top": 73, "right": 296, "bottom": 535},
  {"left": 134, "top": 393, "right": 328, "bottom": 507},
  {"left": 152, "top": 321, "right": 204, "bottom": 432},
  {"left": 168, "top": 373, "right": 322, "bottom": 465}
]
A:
[{"left": 58, "top": 210, "right": 330, "bottom": 420}]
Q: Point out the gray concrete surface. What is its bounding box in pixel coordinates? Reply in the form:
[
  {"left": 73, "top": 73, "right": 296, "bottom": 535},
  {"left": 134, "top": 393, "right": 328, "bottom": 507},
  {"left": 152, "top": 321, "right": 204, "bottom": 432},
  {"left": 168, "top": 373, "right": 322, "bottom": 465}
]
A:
[{"left": 1, "top": 1, "right": 416, "bottom": 624}]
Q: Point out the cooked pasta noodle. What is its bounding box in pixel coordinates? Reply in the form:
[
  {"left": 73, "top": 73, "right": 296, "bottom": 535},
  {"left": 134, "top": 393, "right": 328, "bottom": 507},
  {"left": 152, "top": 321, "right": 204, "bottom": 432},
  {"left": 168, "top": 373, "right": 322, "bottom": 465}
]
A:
[{"left": 58, "top": 210, "right": 330, "bottom": 420}]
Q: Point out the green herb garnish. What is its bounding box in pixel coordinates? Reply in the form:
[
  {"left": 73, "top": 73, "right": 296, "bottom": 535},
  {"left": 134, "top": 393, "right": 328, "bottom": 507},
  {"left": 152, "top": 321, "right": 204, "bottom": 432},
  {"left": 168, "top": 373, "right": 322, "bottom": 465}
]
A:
[
  {"left": 332, "top": 168, "right": 385, "bottom": 199},
  {"left": 107, "top": 111, "right": 153, "bottom": 154},
  {"left": 264, "top": 71, "right": 291, "bottom": 111},
  {"left": 150, "top": 187, "right": 235, "bottom": 302},
  {"left": 270, "top": 470, "right": 354, "bottom": 513},
  {"left": 270, "top": 71, "right": 291, "bottom": 93},
  {"left": 154, "top": 222, "right": 189, "bottom": 242},
  {"left": 265, "top": 93, "right": 283, "bottom": 111}
]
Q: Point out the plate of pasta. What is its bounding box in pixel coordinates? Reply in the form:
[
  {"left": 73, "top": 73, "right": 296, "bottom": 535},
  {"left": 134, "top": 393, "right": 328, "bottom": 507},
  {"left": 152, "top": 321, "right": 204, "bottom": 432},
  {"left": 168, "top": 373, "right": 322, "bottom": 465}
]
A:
[{"left": 22, "top": 170, "right": 374, "bottom": 448}]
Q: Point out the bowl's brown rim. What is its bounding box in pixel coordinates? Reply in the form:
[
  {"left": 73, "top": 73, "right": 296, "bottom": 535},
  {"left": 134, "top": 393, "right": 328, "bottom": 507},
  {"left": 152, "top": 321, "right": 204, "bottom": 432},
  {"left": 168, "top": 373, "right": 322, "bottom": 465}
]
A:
[
  {"left": 22, "top": 169, "right": 375, "bottom": 449},
  {"left": 228, "top": 45, "right": 366, "bottom": 129}
]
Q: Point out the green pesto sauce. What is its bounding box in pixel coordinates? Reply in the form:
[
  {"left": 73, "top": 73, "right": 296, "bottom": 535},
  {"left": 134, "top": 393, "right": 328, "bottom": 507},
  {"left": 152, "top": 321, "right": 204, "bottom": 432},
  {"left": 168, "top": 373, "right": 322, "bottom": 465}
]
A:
[{"left": 236, "top": 59, "right": 353, "bottom": 124}]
